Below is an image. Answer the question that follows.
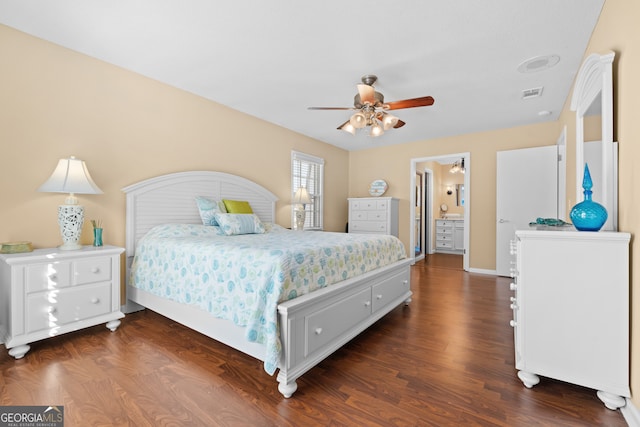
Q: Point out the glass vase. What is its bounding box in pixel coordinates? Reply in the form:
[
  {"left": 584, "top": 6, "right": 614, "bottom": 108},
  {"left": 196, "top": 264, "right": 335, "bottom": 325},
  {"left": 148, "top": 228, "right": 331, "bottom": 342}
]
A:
[
  {"left": 93, "top": 228, "right": 103, "bottom": 247},
  {"left": 570, "top": 164, "right": 608, "bottom": 231}
]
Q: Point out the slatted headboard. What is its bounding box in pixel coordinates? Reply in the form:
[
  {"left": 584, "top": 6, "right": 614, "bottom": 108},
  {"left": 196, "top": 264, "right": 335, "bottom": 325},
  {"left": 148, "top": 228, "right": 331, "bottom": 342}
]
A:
[{"left": 122, "top": 171, "right": 279, "bottom": 258}]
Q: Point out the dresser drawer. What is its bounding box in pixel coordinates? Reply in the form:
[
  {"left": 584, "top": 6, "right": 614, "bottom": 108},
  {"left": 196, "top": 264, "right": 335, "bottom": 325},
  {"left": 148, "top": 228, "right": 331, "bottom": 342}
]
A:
[
  {"left": 350, "top": 221, "right": 387, "bottom": 233},
  {"left": 26, "top": 261, "right": 72, "bottom": 293},
  {"left": 367, "top": 211, "right": 387, "bottom": 221},
  {"left": 436, "top": 241, "right": 454, "bottom": 249},
  {"left": 26, "top": 282, "right": 113, "bottom": 333},
  {"left": 436, "top": 234, "right": 452, "bottom": 242},
  {"left": 74, "top": 257, "right": 112, "bottom": 285},
  {"left": 436, "top": 227, "right": 453, "bottom": 235},
  {"left": 305, "top": 288, "right": 371, "bottom": 356}
]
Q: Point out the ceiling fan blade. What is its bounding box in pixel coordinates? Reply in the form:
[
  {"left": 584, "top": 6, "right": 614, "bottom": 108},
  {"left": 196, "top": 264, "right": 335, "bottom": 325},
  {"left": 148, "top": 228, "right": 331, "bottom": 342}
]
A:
[
  {"left": 357, "top": 84, "right": 376, "bottom": 104},
  {"left": 384, "top": 96, "right": 434, "bottom": 110},
  {"left": 308, "top": 106, "right": 353, "bottom": 110},
  {"left": 394, "top": 119, "right": 406, "bottom": 128},
  {"left": 336, "top": 120, "right": 350, "bottom": 130}
]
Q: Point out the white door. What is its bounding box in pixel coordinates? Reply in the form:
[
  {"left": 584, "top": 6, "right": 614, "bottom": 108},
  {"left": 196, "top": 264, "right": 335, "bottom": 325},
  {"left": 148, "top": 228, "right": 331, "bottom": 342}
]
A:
[{"left": 496, "top": 146, "right": 558, "bottom": 276}]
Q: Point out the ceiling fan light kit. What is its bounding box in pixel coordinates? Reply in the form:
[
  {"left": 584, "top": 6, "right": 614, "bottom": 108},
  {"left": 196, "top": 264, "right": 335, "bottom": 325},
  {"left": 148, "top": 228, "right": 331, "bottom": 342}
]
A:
[{"left": 309, "top": 74, "right": 434, "bottom": 138}]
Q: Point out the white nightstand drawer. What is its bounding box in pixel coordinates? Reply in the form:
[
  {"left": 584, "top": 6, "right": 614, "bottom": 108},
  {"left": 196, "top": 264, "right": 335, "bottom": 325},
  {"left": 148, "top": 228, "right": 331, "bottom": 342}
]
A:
[
  {"left": 26, "top": 262, "right": 72, "bottom": 293},
  {"left": 74, "top": 257, "right": 112, "bottom": 285},
  {"left": 436, "top": 235, "right": 452, "bottom": 242},
  {"left": 27, "top": 282, "right": 113, "bottom": 333}
]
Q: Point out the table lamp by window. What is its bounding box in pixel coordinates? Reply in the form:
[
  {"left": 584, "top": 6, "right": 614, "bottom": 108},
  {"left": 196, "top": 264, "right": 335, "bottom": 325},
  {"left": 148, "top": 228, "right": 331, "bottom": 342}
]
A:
[
  {"left": 292, "top": 187, "right": 311, "bottom": 230},
  {"left": 38, "top": 156, "right": 103, "bottom": 250}
]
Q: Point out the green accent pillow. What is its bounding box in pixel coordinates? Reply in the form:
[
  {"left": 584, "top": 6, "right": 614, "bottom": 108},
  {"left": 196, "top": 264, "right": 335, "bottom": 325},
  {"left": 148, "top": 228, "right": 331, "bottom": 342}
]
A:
[{"left": 222, "top": 199, "right": 253, "bottom": 214}]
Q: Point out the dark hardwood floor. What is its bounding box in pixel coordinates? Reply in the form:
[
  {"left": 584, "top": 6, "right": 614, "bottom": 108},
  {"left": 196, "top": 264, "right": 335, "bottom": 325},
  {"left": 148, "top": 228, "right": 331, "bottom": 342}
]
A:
[{"left": 0, "top": 254, "right": 627, "bottom": 426}]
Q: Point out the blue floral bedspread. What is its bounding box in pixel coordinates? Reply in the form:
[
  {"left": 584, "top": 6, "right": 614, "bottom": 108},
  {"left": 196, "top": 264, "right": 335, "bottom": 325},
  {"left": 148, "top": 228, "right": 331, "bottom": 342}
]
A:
[{"left": 130, "top": 223, "right": 407, "bottom": 375}]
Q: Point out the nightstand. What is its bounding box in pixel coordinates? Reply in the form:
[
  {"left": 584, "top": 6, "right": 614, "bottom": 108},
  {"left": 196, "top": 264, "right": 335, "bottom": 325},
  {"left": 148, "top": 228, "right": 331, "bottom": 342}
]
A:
[{"left": 0, "top": 245, "right": 125, "bottom": 359}]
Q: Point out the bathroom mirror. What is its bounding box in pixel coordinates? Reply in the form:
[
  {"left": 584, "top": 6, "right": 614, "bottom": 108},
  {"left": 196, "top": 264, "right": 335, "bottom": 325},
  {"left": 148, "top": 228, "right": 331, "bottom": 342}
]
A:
[
  {"left": 456, "top": 184, "right": 465, "bottom": 206},
  {"left": 570, "top": 52, "right": 617, "bottom": 230}
]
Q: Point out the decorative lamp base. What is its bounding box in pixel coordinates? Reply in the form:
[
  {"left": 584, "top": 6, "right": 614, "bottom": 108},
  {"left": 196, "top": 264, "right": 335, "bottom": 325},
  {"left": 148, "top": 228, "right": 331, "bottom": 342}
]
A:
[
  {"left": 294, "top": 207, "right": 306, "bottom": 231},
  {"left": 57, "top": 204, "right": 85, "bottom": 250}
]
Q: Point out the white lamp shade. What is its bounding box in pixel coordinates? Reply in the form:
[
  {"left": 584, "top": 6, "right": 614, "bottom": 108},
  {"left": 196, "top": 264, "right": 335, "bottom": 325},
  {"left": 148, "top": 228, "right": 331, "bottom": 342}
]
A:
[
  {"left": 38, "top": 157, "right": 103, "bottom": 195},
  {"left": 293, "top": 187, "right": 311, "bottom": 204},
  {"left": 382, "top": 114, "right": 399, "bottom": 130},
  {"left": 369, "top": 121, "right": 384, "bottom": 137},
  {"left": 340, "top": 122, "right": 356, "bottom": 135},
  {"left": 349, "top": 112, "right": 367, "bottom": 129}
]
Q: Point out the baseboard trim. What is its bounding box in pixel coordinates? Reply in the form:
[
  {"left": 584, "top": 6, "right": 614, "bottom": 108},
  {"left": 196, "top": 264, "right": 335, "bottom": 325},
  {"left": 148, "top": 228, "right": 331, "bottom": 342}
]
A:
[
  {"left": 622, "top": 398, "right": 639, "bottom": 426},
  {"left": 468, "top": 267, "right": 497, "bottom": 275}
]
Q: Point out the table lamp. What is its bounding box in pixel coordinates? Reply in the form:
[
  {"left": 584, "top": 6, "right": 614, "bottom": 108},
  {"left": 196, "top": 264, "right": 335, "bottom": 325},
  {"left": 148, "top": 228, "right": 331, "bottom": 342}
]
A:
[
  {"left": 38, "top": 156, "right": 103, "bottom": 250},
  {"left": 292, "top": 187, "right": 311, "bottom": 230}
]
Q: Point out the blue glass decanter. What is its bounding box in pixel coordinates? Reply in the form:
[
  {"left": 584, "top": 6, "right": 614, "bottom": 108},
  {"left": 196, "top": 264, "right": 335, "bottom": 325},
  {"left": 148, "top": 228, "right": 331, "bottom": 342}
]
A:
[{"left": 570, "top": 163, "right": 608, "bottom": 231}]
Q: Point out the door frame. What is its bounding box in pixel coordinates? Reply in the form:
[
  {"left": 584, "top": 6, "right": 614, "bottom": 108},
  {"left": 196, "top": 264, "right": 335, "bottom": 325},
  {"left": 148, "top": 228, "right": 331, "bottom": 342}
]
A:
[{"left": 410, "top": 153, "right": 470, "bottom": 271}]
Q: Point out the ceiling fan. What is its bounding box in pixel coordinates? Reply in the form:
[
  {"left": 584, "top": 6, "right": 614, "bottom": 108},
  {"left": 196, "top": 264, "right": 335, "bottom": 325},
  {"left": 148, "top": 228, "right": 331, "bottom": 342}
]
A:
[{"left": 308, "top": 75, "right": 434, "bottom": 137}]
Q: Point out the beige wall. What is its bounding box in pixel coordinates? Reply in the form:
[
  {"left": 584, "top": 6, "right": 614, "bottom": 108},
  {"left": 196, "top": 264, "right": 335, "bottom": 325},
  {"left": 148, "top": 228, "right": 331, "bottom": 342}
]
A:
[
  {"left": 349, "top": 121, "right": 563, "bottom": 270},
  {"left": 0, "top": 24, "right": 350, "bottom": 251}
]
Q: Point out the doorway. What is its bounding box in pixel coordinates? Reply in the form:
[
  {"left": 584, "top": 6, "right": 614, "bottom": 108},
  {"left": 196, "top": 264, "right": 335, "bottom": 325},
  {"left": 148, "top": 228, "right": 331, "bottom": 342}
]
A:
[{"left": 410, "top": 154, "right": 470, "bottom": 271}]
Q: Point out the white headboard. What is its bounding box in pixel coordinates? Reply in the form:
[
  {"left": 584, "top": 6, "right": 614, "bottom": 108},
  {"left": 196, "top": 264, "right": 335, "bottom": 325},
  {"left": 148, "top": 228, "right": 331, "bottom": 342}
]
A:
[{"left": 122, "top": 171, "right": 279, "bottom": 257}]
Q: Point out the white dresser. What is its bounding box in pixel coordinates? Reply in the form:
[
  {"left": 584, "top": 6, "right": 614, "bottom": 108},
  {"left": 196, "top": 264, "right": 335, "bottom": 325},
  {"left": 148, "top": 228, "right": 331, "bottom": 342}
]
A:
[
  {"left": 435, "top": 219, "right": 464, "bottom": 254},
  {"left": 511, "top": 229, "right": 630, "bottom": 410},
  {"left": 348, "top": 197, "right": 399, "bottom": 237},
  {"left": 0, "top": 245, "right": 125, "bottom": 359}
]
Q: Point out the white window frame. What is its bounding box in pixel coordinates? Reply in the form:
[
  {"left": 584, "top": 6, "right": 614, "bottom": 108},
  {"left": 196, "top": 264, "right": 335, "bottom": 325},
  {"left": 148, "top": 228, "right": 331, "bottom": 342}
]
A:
[{"left": 291, "top": 151, "right": 324, "bottom": 230}]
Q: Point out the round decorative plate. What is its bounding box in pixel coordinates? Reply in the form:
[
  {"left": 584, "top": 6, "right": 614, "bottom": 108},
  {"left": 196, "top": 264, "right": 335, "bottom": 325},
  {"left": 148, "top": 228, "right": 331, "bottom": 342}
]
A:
[{"left": 369, "top": 180, "right": 388, "bottom": 197}]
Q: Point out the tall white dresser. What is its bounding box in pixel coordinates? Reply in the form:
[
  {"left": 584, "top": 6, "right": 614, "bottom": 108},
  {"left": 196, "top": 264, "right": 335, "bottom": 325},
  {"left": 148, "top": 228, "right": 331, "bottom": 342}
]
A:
[
  {"left": 348, "top": 197, "right": 399, "bottom": 237},
  {"left": 511, "top": 229, "right": 630, "bottom": 410}
]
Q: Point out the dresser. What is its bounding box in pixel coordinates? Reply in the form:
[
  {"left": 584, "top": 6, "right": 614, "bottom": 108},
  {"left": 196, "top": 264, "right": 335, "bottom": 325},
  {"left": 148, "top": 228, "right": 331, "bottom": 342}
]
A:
[
  {"left": 348, "top": 197, "right": 399, "bottom": 237},
  {"left": 0, "top": 245, "right": 125, "bottom": 359},
  {"left": 511, "top": 229, "right": 630, "bottom": 410},
  {"left": 435, "top": 219, "right": 464, "bottom": 253}
]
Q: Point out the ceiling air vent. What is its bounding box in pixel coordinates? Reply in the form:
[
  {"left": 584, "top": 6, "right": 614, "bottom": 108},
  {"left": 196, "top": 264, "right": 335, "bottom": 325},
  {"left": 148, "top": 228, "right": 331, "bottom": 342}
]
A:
[{"left": 522, "top": 87, "right": 543, "bottom": 99}]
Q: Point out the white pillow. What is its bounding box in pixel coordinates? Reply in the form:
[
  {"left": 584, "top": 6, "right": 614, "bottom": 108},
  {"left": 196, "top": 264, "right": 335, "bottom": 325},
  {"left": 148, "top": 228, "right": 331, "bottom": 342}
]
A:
[
  {"left": 195, "top": 196, "right": 227, "bottom": 226},
  {"left": 214, "top": 213, "right": 266, "bottom": 235}
]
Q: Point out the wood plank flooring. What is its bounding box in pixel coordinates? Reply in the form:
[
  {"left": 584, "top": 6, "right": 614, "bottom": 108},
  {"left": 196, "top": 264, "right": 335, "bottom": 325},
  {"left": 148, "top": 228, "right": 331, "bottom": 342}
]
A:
[{"left": 0, "top": 254, "right": 627, "bottom": 426}]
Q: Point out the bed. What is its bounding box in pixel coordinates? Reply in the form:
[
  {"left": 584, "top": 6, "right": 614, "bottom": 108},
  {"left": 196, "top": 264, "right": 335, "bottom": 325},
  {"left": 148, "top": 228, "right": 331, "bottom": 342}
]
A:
[{"left": 123, "top": 171, "right": 412, "bottom": 397}]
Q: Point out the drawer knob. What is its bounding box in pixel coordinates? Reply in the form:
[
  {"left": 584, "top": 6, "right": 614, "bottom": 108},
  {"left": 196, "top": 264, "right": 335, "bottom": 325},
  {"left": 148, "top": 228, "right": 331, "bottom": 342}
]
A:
[
  {"left": 91, "top": 267, "right": 100, "bottom": 274},
  {"left": 364, "top": 301, "right": 371, "bottom": 307},
  {"left": 376, "top": 294, "right": 383, "bottom": 300},
  {"left": 510, "top": 282, "right": 517, "bottom": 291},
  {"left": 510, "top": 303, "right": 517, "bottom": 310},
  {"left": 48, "top": 274, "right": 58, "bottom": 282},
  {"left": 403, "top": 280, "right": 408, "bottom": 285},
  {"left": 47, "top": 307, "right": 57, "bottom": 314},
  {"left": 90, "top": 297, "right": 100, "bottom": 304},
  {"left": 509, "top": 320, "right": 517, "bottom": 327},
  {"left": 315, "top": 327, "right": 323, "bottom": 335}
]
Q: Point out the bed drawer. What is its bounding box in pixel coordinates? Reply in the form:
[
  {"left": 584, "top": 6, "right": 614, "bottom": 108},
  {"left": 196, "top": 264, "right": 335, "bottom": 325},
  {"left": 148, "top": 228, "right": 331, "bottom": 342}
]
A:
[
  {"left": 372, "top": 270, "right": 411, "bottom": 313},
  {"left": 305, "top": 288, "right": 372, "bottom": 356}
]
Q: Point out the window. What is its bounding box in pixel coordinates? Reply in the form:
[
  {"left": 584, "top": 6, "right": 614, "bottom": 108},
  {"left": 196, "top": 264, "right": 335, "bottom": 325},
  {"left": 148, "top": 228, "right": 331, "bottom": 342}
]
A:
[{"left": 291, "top": 151, "right": 324, "bottom": 230}]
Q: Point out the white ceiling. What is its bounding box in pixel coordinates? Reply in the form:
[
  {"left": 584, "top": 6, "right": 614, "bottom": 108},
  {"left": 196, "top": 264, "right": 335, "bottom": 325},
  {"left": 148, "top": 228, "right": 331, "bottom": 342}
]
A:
[{"left": 0, "top": 1, "right": 604, "bottom": 151}]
